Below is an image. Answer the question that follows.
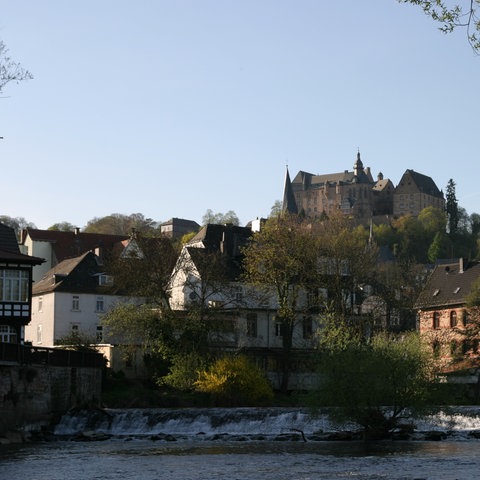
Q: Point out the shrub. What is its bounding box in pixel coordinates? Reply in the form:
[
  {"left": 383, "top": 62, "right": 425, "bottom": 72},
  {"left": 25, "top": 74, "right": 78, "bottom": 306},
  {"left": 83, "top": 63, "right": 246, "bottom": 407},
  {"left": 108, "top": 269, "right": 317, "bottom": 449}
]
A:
[{"left": 195, "top": 355, "right": 273, "bottom": 406}]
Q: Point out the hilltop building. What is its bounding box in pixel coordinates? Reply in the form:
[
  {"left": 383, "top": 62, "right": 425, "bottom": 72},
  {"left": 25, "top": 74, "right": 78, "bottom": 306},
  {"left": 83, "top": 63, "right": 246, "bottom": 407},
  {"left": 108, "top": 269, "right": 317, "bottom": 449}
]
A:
[{"left": 285, "top": 152, "right": 444, "bottom": 223}]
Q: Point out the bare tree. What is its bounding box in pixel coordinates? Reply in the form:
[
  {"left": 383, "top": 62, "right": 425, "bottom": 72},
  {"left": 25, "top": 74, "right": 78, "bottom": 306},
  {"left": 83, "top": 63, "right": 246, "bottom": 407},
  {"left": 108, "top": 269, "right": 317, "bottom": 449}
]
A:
[{"left": 0, "top": 40, "right": 33, "bottom": 94}]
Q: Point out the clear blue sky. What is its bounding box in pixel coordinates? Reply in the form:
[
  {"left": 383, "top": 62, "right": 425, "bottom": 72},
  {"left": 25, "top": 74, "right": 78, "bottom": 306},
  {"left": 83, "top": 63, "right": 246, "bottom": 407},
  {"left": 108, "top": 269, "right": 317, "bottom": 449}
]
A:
[{"left": 1, "top": 1, "right": 479, "bottom": 229}]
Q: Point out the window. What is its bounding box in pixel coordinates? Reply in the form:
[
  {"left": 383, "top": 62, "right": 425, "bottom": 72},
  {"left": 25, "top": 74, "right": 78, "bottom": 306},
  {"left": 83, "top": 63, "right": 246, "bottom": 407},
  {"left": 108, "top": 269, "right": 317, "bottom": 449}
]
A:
[
  {"left": 96, "top": 325, "right": 103, "bottom": 342},
  {"left": 433, "top": 312, "right": 440, "bottom": 329},
  {"left": 462, "top": 310, "right": 469, "bottom": 326},
  {"left": 450, "top": 311, "right": 457, "bottom": 328},
  {"left": 0, "top": 269, "right": 29, "bottom": 302},
  {"left": 38, "top": 296, "right": 43, "bottom": 312},
  {"left": 37, "top": 324, "right": 42, "bottom": 344},
  {"left": 98, "top": 274, "right": 113, "bottom": 286},
  {"left": 72, "top": 295, "right": 80, "bottom": 311},
  {"left": 71, "top": 324, "right": 79, "bottom": 334},
  {"left": 96, "top": 296, "right": 105, "bottom": 312},
  {"left": 432, "top": 341, "right": 441, "bottom": 358},
  {"left": 235, "top": 287, "right": 243, "bottom": 302},
  {"left": 0, "top": 325, "right": 18, "bottom": 343},
  {"left": 275, "top": 322, "right": 284, "bottom": 337},
  {"left": 302, "top": 317, "right": 313, "bottom": 339},
  {"left": 246, "top": 313, "right": 257, "bottom": 338}
]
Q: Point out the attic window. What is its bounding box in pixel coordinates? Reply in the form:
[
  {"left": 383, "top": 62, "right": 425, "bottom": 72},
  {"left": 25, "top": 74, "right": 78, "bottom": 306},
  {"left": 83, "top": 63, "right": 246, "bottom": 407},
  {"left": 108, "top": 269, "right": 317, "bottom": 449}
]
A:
[
  {"left": 98, "top": 274, "right": 113, "bottom": 286},
  {"left": 433, "top": 289, "right": 440, "bottom": 296},
  {"left": 453, "top": 287, "right": 461, "bottom": 294}
]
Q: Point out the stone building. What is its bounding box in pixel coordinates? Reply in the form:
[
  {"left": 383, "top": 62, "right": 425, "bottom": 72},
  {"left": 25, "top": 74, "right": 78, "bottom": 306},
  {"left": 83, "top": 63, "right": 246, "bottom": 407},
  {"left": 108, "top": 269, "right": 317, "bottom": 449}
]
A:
[{"left": 287, "top": 152, "right": 444, "bottom": 223}]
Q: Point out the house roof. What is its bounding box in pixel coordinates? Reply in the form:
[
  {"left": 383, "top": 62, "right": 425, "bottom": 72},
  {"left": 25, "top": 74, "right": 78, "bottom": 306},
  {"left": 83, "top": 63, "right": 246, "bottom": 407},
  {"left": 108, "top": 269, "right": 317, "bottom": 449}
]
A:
[
  {"left": 185, "top": 224, "right": 252, "bottom": 281},
  {"left": 160, "top": 218, "right": 200, "bottom": 229},
  {"left": 395, "top": 169, "right": 443, "bottom": 198},
  {"left": 32, "top": 251, "right": 114, "bottom": 295},
  {"left": 0, "top": 223, "right": 44, "bottom": 265},
  {"left": 20, "top": 228, "right": 129, "bottom": 263},
  {"left": 414, "top": 259, "right": 480, "bottom": 310}
]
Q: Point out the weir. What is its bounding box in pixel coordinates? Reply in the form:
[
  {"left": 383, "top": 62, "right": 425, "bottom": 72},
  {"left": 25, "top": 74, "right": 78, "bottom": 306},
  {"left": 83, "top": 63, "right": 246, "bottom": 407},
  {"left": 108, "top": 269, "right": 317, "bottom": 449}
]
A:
[{"left": 53, "top": 407, "right": 480, "bottom": 441}]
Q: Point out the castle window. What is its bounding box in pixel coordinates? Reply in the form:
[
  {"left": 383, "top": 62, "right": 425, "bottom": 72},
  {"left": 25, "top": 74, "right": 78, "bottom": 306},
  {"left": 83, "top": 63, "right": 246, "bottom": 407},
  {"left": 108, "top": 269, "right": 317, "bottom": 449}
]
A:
[
  {"left": 450, "top": 311, "right": 457, "bottom": 328},
  {"left": 433, "top": 312, "right": 440, "bottom": 329}
]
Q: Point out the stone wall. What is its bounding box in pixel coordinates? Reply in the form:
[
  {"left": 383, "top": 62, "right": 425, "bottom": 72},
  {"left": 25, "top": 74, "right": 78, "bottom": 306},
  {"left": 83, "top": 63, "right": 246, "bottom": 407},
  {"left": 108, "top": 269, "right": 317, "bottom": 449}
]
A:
[{"left": 0, "top": 363, "right": 102, "bottom": 436}]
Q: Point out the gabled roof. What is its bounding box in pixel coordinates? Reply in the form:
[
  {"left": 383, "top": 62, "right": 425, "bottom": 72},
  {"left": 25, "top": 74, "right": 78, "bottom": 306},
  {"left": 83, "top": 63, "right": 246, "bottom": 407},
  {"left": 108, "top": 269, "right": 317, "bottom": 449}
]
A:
[
  {"left": 160, "top": 218, "right": 200, "bottom": 229},
  {"left": 396, "top": 169, "right": 443, "bottom": 198},
  {"left": 414, "top": 259, "right": 480, "bottom": 310},
  {"left": 32, "top": 251, "right": 114, "bottom": 295},
  {"left": 0, "top": 223, "right": 44, "bottom": 265},
  {"left": 20, "top": 228, "right": 129, "bottom": 263}
]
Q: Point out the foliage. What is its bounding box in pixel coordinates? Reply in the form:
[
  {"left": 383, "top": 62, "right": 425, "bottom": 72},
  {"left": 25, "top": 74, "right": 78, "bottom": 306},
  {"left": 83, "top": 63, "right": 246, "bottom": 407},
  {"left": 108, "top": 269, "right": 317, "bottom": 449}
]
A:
[
  {"left": 242, "top": 214, "right": 319, "bottom": 391},
  {"left": 195, "top": 355, "right": 273, "bottom": 406},
  {"left": 269, "top": 199, "right": 282, "bottom": 217},
  {"left": 159, "top": 351, "right": 208, "bottom": 391},
  {"left": 0, "top": 40, "right": 33, "bottom": 94},
  {"left": 55, "top": 332, "right": 100, "bottom": 353},
  {"left": 0, "top": 215, "right": 36, "bottom": 236},
  {"left": 48, "top": 221, "right": 77, "bottom": 232},
  {"left": 313, "top": 323, "right": 437, "bottom": 438},
  {"left": 398, "top": 0, "right": 480, "bottom": 53},
  {"left": 84, "top": 212, "right": 157, "bottom": 235},
  {"left": 446, "top": 179, "right": 459, "bottom": 235},
  {"left": 106, "top": 234, "right": 177, "bottom": 307},
  {"left": 201, "top": 209, "right": 240, "bottom": 226}
]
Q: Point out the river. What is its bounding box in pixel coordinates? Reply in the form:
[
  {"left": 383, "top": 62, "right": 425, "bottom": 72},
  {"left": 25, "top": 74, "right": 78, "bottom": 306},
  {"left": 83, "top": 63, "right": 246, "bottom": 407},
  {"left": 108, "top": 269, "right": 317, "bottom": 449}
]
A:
[{"left": 1, "top": 407, "right": 480, "bottom": 479}]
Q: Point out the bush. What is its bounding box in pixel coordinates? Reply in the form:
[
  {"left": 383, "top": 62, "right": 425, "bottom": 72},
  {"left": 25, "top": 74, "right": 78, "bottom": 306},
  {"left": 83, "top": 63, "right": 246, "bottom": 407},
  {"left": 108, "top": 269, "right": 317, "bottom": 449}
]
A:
[
  {"left": 195, "top": 355, "right": 274, "bottom": 406},
  {"left": 313, "top": 329, "right": 437, "bottom": 439}
]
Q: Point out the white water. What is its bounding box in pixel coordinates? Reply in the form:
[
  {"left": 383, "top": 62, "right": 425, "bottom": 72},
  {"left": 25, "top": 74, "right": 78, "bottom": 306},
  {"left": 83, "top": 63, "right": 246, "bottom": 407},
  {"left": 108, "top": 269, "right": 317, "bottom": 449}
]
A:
[{"left": 53, "top": 406, "right": 480, "bottom": 440}]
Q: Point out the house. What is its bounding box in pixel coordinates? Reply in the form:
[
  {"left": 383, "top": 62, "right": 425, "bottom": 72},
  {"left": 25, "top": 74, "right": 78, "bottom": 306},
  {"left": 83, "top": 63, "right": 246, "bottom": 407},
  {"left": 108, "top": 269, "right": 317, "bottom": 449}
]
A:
[
  {"left": 19, "top": 227, "right": 129, "bottom": 282},
  {"left": 0, "top": 222, "right": 44, "bottom": 343},
  {"left": 160, "top": 218, "right": 200, "bottom": 240},
  {"left": 169, "top": 223, "right": 320, "bottom": 390},
  {"left": 415, "top": 258, "right": 480, "bottom": 366},
  {"left": 24, "top": 251, "right": 138, "bottom": 347}
]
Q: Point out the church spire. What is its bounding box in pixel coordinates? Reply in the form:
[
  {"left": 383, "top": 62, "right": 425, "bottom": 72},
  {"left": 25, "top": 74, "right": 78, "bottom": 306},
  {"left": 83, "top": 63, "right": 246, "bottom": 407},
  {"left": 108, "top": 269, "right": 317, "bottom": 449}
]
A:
[{"left": 282, "top": 166, "right": 298, "bottom": 214}]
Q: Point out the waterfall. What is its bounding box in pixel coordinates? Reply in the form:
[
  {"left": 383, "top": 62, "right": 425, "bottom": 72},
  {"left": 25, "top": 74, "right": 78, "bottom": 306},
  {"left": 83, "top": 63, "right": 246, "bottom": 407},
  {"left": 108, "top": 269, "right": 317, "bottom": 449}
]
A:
[{"left": 53, "top": 406, "right": 480, "bottom": 441}]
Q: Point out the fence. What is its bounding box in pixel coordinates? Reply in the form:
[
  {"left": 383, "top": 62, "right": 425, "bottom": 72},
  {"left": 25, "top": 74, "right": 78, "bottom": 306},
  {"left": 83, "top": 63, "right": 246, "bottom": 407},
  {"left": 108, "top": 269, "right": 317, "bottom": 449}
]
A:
[{"left": 0, "top": 343, "right": 105, "bottom": 368}]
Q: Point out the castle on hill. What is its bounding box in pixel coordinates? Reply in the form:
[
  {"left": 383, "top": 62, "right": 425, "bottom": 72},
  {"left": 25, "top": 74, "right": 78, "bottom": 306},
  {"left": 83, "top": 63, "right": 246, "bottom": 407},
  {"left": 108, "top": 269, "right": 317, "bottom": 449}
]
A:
[{"left": 283, "top": 152, "right": 445, "bottom": 223}]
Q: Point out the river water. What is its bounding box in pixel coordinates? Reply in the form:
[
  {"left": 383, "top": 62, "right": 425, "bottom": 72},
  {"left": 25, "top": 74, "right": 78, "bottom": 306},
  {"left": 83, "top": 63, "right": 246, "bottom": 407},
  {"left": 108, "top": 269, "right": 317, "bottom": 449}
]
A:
[{"left": 1, "top": 407, "right": 480, "bottom": 479}]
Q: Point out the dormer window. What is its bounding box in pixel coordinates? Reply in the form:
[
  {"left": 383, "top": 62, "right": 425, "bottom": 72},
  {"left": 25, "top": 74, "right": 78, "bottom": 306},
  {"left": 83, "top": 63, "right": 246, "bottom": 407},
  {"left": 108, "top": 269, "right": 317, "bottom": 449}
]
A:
[
  {"left": 433, "top": 289, "right": 440, "bottom": 296},
  {"left": 453, "top": 287, "right": 461, "bottom": 294},
  {"left": 98, "top": 274, "right": 113, "bottom": 286}
]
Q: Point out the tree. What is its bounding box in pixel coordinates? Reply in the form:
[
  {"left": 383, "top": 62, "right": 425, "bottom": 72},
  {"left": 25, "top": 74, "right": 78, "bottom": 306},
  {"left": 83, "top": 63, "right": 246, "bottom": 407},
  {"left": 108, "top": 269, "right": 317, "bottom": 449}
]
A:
[
  {"left": 446, "top": 179, "right": 459, "bottom": 235},
  {"left": 313, "top": 322, "right": 437, "bottom": 439},
  {"left": 201, "top": 209, "right": 240, "bottom": 226},
  {"left": 242, "top": 214, "right": 319, "bottom": 391},
  {"left": 195, "top": 355, "right": 274, "bottom": 406},
  {"left": 0, "top": 40, "right": 33, "bottom": 94},
  {"left": 84, "top": 213, "right": 157, "bottom": 235},
  {"left": 48, "top": 221, "right": 76, "bottom": 232},
  {"left": 269, "top": 200, "right": 282, "bottom": 217},
  {"left": 0, "top": 215, "right": 36, "bottom": 236},
  {"left": 398, "top": 1, "right": 480, "bottom": 53}
]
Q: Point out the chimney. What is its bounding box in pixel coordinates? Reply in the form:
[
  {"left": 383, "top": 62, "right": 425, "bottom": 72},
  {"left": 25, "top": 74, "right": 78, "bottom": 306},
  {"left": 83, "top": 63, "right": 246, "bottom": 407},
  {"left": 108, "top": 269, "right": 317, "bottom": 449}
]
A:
[{"left": 459, "top": 258, "right": 464, "bottom": 274}]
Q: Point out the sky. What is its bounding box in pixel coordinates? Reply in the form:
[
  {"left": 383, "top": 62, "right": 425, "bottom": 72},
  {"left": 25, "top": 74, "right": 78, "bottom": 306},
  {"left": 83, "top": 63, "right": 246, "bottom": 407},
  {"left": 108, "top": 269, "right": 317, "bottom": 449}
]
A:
[{"left": 1, "top": 1, "right": 479, "bottom": 229}]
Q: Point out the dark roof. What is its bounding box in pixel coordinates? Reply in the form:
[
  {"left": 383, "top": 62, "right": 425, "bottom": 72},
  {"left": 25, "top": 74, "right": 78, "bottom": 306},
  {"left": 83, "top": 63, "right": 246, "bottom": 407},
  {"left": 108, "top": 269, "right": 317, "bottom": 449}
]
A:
[
  {"left": 160, "top": 218, "right": 200, "bottom": 229},
  {"left": 21, "top": 228, "right": 129, "bottom": 263},
  {"left": 282, "top": 168, "right": 298, "bottom": 214},
  {"left": 0, "top": 223, "right": 44, "bottom": 265},
  {"left": 414, "top": 259, "right": 480, "bottom": 310},
  {"left": 396, "top": 169, "right": 443, "bottom": 198},
  {"left": 188, "top": 224, "right": 252, "bottom": 256},
  {"left": 32, "top": 251, "right": 113, "bottom": 295}
]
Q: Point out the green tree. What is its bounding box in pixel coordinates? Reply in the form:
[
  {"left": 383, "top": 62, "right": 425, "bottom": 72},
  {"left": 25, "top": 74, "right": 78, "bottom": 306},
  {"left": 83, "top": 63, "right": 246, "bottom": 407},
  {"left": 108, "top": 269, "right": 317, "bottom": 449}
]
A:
[
  {"left": 314, "top": 322, "right": 437, "bottom": 439},
  {"left": 428, "top": 231, "right": 452, "bottom": 263},
  {"left": 48, "top": 221, "right": 76, "bottom": 232},
  {"left": 398, "top": 1, "right": 480, "bottom": 53},
  {"left": 84, "top": 213, "right": 157, "bottom": 235},
  {"left": 446, "top": 179, "right": 459, "bottom": 235},
  {"left": 195, "top": 355, "right": 274, "bottom": 406},
  {"left": 242, "top": 214, "right": 319, "bottom": 391},
  {"left": 201, "top": 209, "right": 240, "bottom": 226},
  {"left": 0, "top": 40, "right": 33, "bottom": 94}
]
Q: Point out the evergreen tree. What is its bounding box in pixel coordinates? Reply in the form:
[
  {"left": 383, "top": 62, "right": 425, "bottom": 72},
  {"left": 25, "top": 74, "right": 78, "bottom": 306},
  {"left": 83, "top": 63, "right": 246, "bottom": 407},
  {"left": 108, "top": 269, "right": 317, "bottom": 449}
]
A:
[{"left": 446, "top": 179, "right": 459, "bottom": 235}]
